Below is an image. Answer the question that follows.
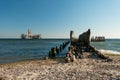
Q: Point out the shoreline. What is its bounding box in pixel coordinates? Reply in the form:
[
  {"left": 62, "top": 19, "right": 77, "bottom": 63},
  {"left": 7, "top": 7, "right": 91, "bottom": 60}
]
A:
[{"left": 0, "top": 55, "right": 120, "bottom": 80}]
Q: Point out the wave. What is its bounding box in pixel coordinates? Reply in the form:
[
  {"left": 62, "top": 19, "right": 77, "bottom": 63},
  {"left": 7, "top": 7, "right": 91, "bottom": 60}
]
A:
[{"left": 99, "top": 49, "right": 120, "bottom": 54}]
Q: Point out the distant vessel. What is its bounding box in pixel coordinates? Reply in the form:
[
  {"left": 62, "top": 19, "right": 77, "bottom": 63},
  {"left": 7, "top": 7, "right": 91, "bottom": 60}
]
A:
[
  {"left": 21, "top": 29, "right": 41, "bottom": 39},
  {"left": 91, "top": 36, "right": 105, "bottom": 42}
]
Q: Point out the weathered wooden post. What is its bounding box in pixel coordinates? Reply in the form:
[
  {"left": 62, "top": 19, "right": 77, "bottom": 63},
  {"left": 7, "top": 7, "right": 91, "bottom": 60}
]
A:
[
  {"left": 48, "top": 51, "right": 51, "bottom": 58},
  {"left": 51, "top": 47, "right": 56, "bottom": 58},
  {"left": 59, "top": 45, "right": 62, "bottom": 52},
  {"left": 62, "top": 43, "right": 65, "bottom": 50},
  {"left": 70, "top": 30, "right": 74, "bottom": 45},
  {"left": 56, "top": 46, "right": 59, "bottom": 55}
]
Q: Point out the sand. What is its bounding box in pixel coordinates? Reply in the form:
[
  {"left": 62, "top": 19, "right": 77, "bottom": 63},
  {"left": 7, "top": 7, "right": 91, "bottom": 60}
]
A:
[{"left": 0, "top": 56, "right": 120, "bottom": 80}]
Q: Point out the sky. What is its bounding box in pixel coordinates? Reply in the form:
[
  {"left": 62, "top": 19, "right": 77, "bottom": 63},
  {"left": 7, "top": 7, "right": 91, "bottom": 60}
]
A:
[{"left": 0, "top": 0, "right": 120, "bottom": 38}]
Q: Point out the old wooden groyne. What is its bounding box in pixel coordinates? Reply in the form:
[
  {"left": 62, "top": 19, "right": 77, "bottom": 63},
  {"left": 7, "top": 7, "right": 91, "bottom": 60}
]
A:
[
  {"left": 65, "top": 29, "right": 112, "bottom": 62},
  {"left": 48, "top": 41, "right": 70, "bottom": 59}
]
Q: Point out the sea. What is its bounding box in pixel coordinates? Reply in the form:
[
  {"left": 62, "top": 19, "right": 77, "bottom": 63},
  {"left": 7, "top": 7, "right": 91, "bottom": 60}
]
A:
[
  {"left": 0, "top": 39, "right": 69, "bottom": 64},
  {"left": 0, "top": 39, "right": 120, "bottom": 64}
]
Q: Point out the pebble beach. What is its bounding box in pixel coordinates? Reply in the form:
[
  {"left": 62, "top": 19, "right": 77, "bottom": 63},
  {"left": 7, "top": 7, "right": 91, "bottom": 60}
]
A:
[{"left": 0, "top": 55, "right": 120, "bottom": 80}]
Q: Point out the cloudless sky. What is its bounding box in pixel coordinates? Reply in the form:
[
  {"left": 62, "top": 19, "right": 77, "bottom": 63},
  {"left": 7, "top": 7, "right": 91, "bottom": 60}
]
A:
[{"left": 0, "top": 0, "right": 120, "bottom": 38}]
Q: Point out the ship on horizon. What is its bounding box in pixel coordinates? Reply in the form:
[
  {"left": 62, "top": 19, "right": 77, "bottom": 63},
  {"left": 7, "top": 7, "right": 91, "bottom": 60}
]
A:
[
  {"left": 21, "top": 29, "right": 41, "bottom": 39},
  {"left": 91, "top": 36, "right": 105, "bottom": 42}
]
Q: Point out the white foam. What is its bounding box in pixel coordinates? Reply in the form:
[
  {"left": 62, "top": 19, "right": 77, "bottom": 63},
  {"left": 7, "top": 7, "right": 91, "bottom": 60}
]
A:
[{"left": 99, "top": 49, "right": 120, "bottom": 54}]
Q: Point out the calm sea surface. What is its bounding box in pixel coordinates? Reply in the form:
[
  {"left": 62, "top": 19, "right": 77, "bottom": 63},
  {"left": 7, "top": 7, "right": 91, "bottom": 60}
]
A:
[
  {"left": 0, "top": 39, "right": 69, "bottom": 64},
  {"left": 91, "top": 39, "right": 120, "bottom": 54},
  {"left": 0, "top": 39, "right": 120, "bottom": 64}
]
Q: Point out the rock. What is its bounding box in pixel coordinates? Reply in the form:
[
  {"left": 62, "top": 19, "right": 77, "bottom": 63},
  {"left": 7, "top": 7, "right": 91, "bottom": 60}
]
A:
[
  {"left": 65, "top": 57, "right": 70, "bottom": 63},
  {"left": 65, "top": 48, "right": 77, "bottom": 62},
  {"left": 70, "top": 55, "right": 76, "bottom": 62},
  {"left": 66, "top": 51, "right": 72, "bottom": 57}
]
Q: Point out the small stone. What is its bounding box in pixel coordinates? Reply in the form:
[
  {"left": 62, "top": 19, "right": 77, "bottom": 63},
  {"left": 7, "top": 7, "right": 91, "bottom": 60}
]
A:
[
  {"left": 65, "top": 57, "right": 70, "bottom": 63},
  {"left": 70, "top": 55, "right": 76, "bottom": 62}
]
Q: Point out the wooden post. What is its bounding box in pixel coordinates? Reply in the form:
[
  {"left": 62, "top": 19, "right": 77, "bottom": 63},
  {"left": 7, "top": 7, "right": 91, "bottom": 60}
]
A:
[
  {"left": 56, "top": 46, "right": 59, "bottom": 55},
  {"left": 59, "top": 45, "right": 62, "bottom": 52},
  {"left": 51, "top": 47, "right": 56, "bottom": 58},
  {"left": 48, "top": 51, "right": 51, "bottom": 58}
]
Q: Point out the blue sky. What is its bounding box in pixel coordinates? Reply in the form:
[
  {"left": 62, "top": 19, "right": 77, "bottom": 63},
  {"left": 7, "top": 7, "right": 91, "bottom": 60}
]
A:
[{"left": 0, "top": 0, "right": 120, "bottom": 38}]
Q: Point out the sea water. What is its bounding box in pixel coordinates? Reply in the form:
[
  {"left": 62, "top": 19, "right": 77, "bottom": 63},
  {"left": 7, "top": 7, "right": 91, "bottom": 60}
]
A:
[
  {"left": 0, "top": 39, "right": 69, "bottom": 64},
  {"left": 0, "top": 39, "right": 120, "bottom": 64},
  {"left": 91, "top": 39, "right": 120, "bottom": 54}
]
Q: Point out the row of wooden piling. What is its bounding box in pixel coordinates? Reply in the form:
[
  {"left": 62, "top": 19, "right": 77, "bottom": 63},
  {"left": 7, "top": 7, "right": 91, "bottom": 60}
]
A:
[{"left": 48, "top": 41, "right": 70, "bottom": 59}]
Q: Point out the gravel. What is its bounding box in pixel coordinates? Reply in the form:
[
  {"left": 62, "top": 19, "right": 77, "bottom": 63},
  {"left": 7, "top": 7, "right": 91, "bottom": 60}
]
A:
[{"left": 0, "top": 56, "right": 120, "bottom": 80}]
